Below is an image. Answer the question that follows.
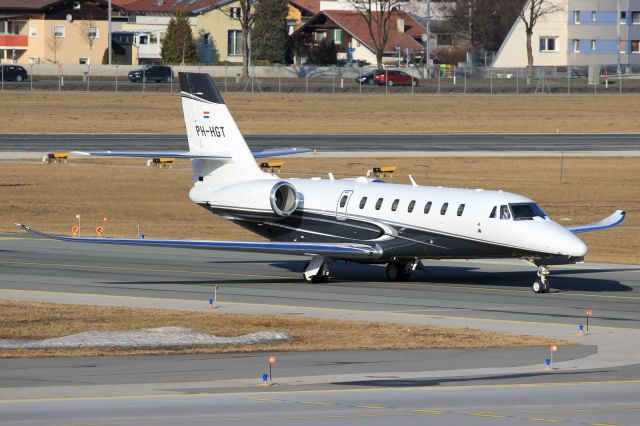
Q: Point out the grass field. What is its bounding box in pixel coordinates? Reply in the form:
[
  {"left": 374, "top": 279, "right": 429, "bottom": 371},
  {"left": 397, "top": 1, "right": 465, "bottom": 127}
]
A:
[
  {"left": 0, "top": 300, "right": 560, "bottom": 358},
  {"left": 1, "top": 155, "right": 637, "bottom": 264},
  {"left": 1, "top": 93, "right": 640, "bottom": 134}
]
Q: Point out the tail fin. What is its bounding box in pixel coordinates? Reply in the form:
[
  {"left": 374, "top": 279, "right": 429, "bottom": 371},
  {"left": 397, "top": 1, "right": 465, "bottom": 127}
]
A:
[{"left": 179, "top": 73, "right": 265, "bottom": 187}]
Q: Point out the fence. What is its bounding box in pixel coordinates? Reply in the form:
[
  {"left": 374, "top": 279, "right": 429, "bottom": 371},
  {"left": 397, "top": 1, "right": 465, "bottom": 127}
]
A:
[{"left": 2, "top": 64, "right": 640, "bottom": 95}]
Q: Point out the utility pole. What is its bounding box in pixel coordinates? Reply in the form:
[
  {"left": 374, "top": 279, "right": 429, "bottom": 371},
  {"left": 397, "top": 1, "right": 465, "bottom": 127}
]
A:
[
  {"left": 425, "top": 0, "right": 431, "bottom": 77},
  {"left": 617, "top": 0, "right": 621, "bottom": 75},
  {"left": 108, "top": 0, "right": 112, "bottom": 65}
]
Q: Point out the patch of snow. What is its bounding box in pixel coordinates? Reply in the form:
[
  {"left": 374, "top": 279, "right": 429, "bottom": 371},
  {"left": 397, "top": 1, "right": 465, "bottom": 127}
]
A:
[{"left": 0, "top": 327, "right": 291, "bottom": 349}]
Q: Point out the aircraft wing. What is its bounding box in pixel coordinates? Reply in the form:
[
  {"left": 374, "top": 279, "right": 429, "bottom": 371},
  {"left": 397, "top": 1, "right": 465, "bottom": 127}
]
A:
[
  {"left": 16, "top": 224, "right": 382, "bottom": 260},
  {"left": 566, "top": 210, "right": 626, "bottom": 234},
  {"left": 252, "top": 148, "right": 313, "bottom": 158}
]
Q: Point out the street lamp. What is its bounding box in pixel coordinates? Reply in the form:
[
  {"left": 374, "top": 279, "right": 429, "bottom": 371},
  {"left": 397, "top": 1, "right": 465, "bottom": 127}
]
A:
[{"left": 108, "top": 0, "right": 112, "bottom": 65}]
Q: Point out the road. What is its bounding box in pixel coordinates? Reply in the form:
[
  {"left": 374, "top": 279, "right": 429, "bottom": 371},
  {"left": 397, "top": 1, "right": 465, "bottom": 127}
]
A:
[{"left": 1, "top": 133, "right": 640, "bottom": 153}]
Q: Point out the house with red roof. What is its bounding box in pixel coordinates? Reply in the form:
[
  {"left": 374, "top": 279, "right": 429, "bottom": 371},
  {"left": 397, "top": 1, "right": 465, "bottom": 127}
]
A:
[{"left": 292, "top": 9, "right": 427, "bottom": 66}]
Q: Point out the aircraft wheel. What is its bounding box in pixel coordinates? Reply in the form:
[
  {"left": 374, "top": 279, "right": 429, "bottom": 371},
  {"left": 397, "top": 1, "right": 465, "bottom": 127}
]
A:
[
  {"left": 387, "top": 262, "right": 410, "bottom": 281},
  {"left": 532, "top": 280, "right": 544, "bottom": 293}
]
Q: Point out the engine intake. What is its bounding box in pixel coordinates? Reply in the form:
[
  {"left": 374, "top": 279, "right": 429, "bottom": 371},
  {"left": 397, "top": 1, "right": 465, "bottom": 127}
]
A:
[{"left": 270, "top": 181, "right": 299, "bottom": 217}]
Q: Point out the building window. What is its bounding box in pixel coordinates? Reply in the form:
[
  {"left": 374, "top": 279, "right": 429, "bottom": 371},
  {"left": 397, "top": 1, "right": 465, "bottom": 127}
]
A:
[
  {"left": 53, "top": 25, "right": 65, "bottom": 38},
  {"left": 230, "top": 7, "right": 241, "bottom": 19},
  {"left": 315, "top": 31, "right": 326, "bottom": 42},
  {"left": 391, "top": 199, "right": 399, "bottom": 212},
  {"left": 620, "top": 11, "right": 627, "bottom": 24},
  {"left": 591, "top": 11, "right": 597, "bottom": 22},
  {"left": 573, "top": 39, "right": 580, "bottom": 53},
  {"left": 150, "top": 33, "right": 159, "bottom": 44},
  {"left": 591, "top": 40, "right": 597, "bottom": 50},
  {"left": 332, "top": 29, "right": 343, "bottom": 44},
  {"left": 440, "top": 202, "right": 448, "bottom": 215},
  {"left": 138, "top": 35, "right": 148, "bottom": 44},
  {"left": 457, "top": 204, "right": 465, "bottom": 216},
  {"left": 407, "top": 200, "right": 415, "bottom": 213},
  {"left": 573, "top": 11, "right": 580, "bottom": 24},
  {"left": 375, "top": 198, "right": 383, "bottom": 210},
  {"left": 424, "top": 201, "right": 432, "bottom": 214},
  {"left": 539, "top": 37, "right": 557, "bottom": 52},
  {"left": 29, "top": 25, "right": 37, "bottom": 37},
  {"left": 632, "top": 40, "right": 640, "bottom": 53},
  {"left": 79, "top": 57, "right": 89, "bottom": 64},
  {"left": 633, "top": 12, "right": 640, "bottom": 24},
  {"left": 359, "top": 196, "right": 367, "bottom": 209},
  {"left": 228, "top": 30, "right": 242, "bottom": 56},
  {"left": 87, "top": 26, "right": 99, "bottom": 39}
]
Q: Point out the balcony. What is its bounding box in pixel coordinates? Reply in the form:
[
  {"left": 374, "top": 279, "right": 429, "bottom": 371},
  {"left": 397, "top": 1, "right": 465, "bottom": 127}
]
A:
[{"left": 0, "top": 34, "right": 28, "bottom": 48}]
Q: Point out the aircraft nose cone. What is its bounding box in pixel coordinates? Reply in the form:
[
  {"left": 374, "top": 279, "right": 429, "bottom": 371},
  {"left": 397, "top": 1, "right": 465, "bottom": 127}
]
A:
[{"left": 564, "top": 233, "right": 587, "bottom": 257}]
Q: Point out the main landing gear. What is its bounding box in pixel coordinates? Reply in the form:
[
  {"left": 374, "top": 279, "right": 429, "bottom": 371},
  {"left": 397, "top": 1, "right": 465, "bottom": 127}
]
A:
[
  {"left": 386, "top": 259, "right": 421, "bottom": 281},
  {"left": 532, "top": 265, "right": 551, "bottom": 293},
  {"left": 303, "top": 256, "right": 329, "bottom": 283}
]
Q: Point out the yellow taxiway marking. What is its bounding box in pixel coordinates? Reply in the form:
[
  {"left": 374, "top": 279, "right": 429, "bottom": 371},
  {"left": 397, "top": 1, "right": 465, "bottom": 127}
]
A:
[
  {"left": 244, "top": 397, "right": 281, "bottom": 402},
  {"left": 591, "top": 423, "right": 623, "bottom": 426},
  {"left": 528, "top": 419, "right": 561, "bottom": 423},
  {"left": 300, "top": 401, "right": 334, "bottom": 406},
  {"left": 2, "top": 380, "right": 639, "bottom": 404},
  {"left": 2, "top": 286, "right": 636, "bottom": 332},
  {"left": 470, "top": 412, "right": 506, "bottom": 418},
  {"left": 353, "top": 405, "right": 388, "bottom": 409},
  {"left": 412, "top": 409, "right": 444, "bottom": 414}
]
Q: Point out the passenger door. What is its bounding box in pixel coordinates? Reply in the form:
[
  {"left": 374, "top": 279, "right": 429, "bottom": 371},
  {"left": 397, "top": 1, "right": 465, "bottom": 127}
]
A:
[{"left": 336, "top": 190, "right": 353, "bottom": 221}]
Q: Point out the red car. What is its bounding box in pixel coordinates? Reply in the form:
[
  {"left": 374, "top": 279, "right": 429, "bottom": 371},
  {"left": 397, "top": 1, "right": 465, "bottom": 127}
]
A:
[{"left": 374, "top": 70, "right": 419, "bottom": 86}]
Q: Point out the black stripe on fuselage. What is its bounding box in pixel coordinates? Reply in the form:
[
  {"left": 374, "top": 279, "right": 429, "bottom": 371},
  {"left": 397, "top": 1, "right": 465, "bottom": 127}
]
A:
[{"left": 200, "top": 204, "right": 548, "bottom": 260}]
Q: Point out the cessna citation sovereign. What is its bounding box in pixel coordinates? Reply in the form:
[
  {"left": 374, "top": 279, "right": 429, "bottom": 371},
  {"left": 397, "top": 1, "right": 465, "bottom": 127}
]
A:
[{"left": 18, "top": 73, "right": 625, "bottom": 293}]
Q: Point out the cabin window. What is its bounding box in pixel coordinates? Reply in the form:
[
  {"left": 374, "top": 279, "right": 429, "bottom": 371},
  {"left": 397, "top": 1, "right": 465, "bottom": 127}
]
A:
[
  {"left": 339, "top": 195, "right": 348, "bottom": 208},
  {"left": 359, "top": 196, "right": 367, "bottom": 209},
  {"left": 424, "top": 201, "right": 432, "bottom": 214},
  {"left": 500, "top": 204, "right": 511, "bottom": 220},
  {"left": 441, "top": 203, "right": 449, "bottom": 215},
  {"left": 457, "top": 204, "right": 465, "bottom": 216},
  {"left": 490, "top": 206, "right": 497, "bottom": 218},
  {"left": 408, "top": 200, "right": 416, "bottom": 213},
  {"left": 391, "top": 199, "right": 400, "bottom": 211},
  {"left": 375, "top": 198, "right": 383, "bottom": 210}
]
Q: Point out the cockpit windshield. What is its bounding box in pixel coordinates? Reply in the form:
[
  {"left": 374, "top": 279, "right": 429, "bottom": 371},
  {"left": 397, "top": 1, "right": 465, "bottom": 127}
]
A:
[{"left": 508, "top": 203, "right": 547, "bottom": 220}]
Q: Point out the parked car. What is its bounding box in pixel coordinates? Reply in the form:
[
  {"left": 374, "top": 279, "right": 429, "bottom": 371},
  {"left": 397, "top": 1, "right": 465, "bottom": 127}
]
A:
[
  {"left": 128, "top": 65, "right": 173, "bottom": 83},
  {"left": 356, "top": 69, "right": 384, "bottom": 84},
  {"left": 373, "top": 70, "right": 419, "bottom": 86},
  {"left": 0, "top": 65, "right": 28, "bottom": 82}
]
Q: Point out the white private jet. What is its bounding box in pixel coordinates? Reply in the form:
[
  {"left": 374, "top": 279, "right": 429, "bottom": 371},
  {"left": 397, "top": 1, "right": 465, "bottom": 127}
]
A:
[{"left": 17, "top": 72, "right": 625, "bottom": 293}]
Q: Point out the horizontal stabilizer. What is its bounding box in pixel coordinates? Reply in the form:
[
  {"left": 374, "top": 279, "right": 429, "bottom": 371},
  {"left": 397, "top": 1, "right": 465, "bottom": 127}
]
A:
[
  {"left": 567, "top": 210, "right": 626, "bottom": 234},
  {"left": 73, "top": 148, "right": 312, "bottom": 160},
  {"left": 73, "top": 151, "right": 231, "bottom": 160},
  {"left": 252, "top": 148, "right": 314, "bottom": 158},
  {"left": 16, "top": 224, "right": 382, "bottom": 260}
]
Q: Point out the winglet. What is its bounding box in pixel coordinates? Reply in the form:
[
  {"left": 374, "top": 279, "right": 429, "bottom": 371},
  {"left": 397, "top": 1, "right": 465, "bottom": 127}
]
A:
[{"left": 567, "top": 210, "right": 626, "bottom": 234}]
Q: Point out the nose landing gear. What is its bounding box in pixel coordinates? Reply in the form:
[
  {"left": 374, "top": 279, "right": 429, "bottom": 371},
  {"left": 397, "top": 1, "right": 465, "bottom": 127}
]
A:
[{"left": 533, "top": 265, "right": 551, "bottom": 293}]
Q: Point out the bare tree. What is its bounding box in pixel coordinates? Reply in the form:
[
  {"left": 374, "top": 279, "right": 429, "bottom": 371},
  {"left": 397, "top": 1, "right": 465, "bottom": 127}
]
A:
[
  {"left": 224, "top": 1, "right": 258, "bottom": 78},
  {"left": 47, "top": 29, "right": 64, "bottom": 63},
  {"left": 349, "top": 0, "right": 402, "bottom": 69},
  {"left": 78, "top": 18, "right": 98, "bottom": 63},
  {"left": 519, "top": 0, "right": 562, "bottom": 82}
]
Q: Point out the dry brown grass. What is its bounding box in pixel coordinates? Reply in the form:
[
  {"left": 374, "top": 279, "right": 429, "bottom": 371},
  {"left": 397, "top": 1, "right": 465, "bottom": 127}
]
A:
[
  {"left": 0, "top": 300, "right": 561, "bottom": 358},
  {"left": 1, "top": 93, "right": 640, "bottom": 134},
  {"left": 1, "top": 156, "right": 637, "bottom": 263}
]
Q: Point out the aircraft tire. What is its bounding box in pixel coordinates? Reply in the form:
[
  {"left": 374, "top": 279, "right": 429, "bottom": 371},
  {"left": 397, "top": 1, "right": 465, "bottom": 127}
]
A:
[
  {"left": 387, "top": 262, "right": 411, "bottom": 281},
  {"left": 532, "top": 280, "right": 544, "bottom": 293}
]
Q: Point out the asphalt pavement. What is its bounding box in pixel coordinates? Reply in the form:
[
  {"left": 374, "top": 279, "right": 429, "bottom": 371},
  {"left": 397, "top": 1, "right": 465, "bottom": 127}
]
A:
[{"left": 2, "top": 133, "right": 640, "bottom": 153}]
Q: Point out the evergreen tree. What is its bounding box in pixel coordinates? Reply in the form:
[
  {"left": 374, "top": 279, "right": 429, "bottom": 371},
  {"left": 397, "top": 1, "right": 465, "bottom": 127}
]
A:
[
  {"left": 161, "top": 11, "right": 198, "bottom": 65},
  {"left": 252, "top": 0, "right": 289, "bottom": 63}
]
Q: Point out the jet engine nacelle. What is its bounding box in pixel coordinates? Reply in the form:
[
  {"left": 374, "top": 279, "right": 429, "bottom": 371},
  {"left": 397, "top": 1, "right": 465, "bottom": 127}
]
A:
[
  {"left": 191, "top": 179, "right": 301, "bottom": 218},
  {"left": 270, "top": 181, "right": 299, "bottom": 217}
]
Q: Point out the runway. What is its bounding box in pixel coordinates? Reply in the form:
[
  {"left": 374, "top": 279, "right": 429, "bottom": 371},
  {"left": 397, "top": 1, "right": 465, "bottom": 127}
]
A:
[
  {"left": 2, "top": 132, "right": 640, "bottom": 153},
  {"left": 2, "top": 233, "right": 640, "bottom": 424}
]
